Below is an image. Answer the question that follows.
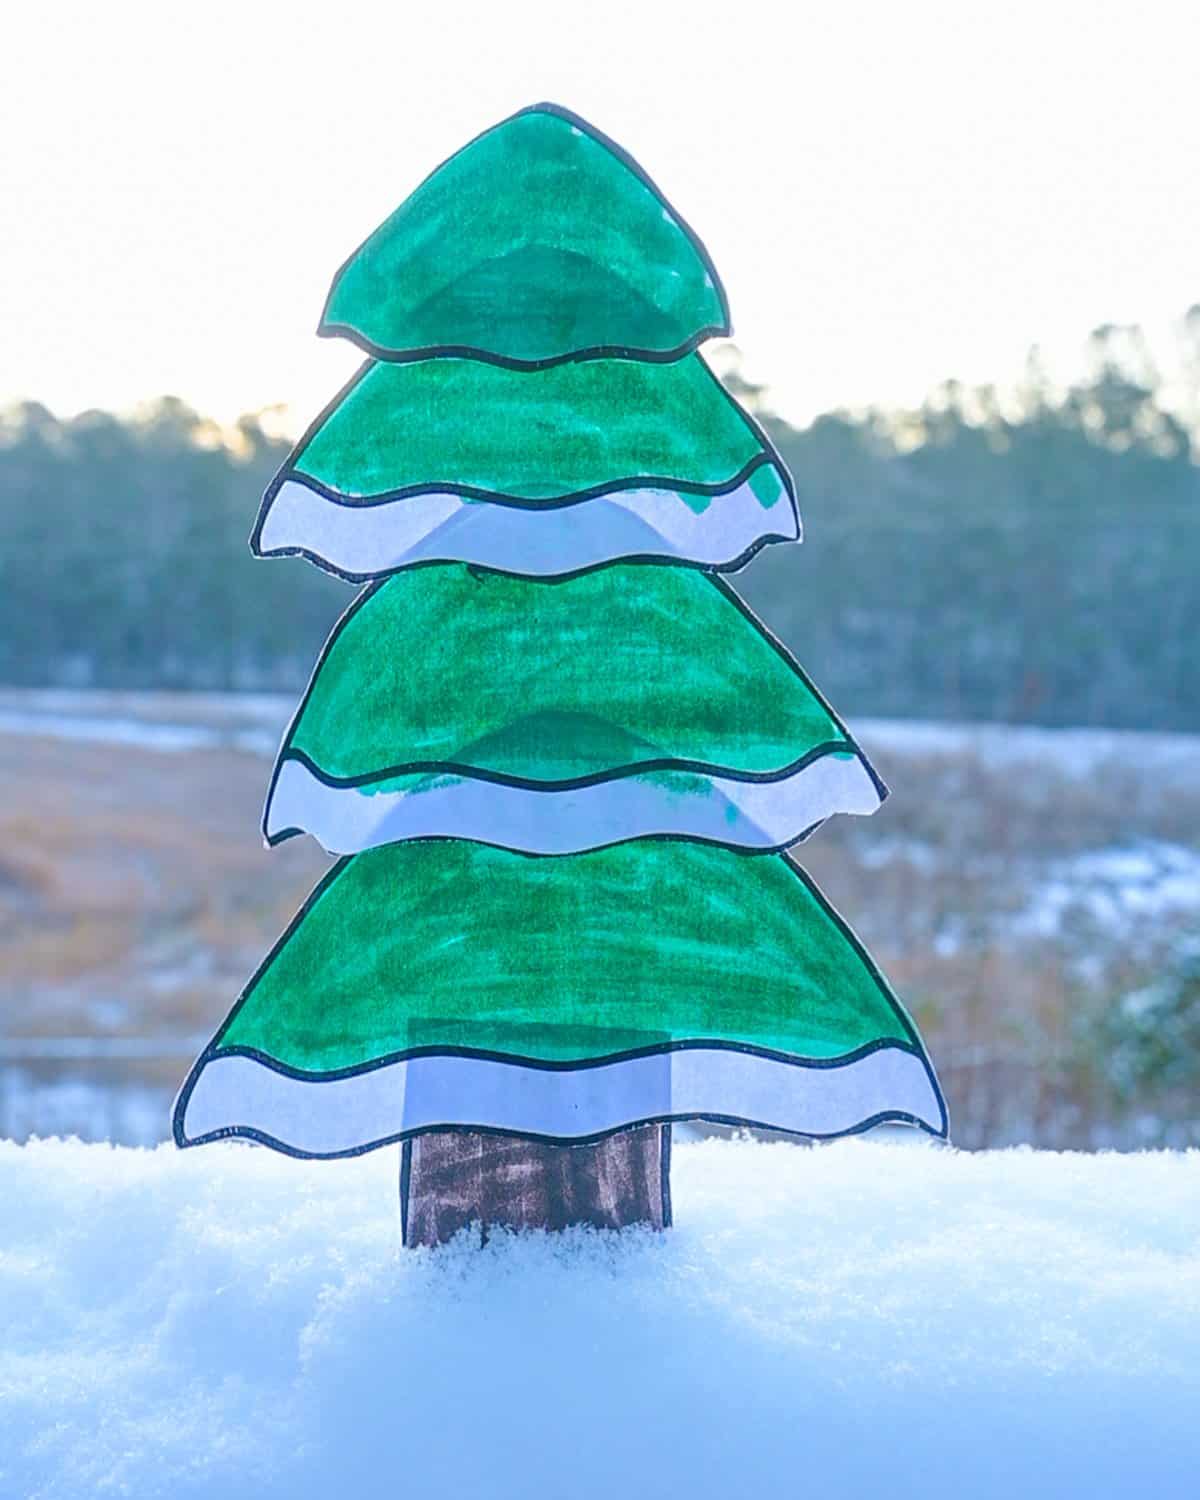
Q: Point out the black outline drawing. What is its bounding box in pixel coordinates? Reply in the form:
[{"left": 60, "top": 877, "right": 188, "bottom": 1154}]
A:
[
  {"left": 173, "top": 852, "right": 949, "bottom": 1156},
  {"left": 316, "top": 101, "right": 733, "bottom": 369}
]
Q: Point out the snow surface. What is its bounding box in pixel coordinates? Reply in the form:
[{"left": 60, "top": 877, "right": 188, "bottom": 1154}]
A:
[
  {"left": 0, "top": 708, "right": 277, "bottom": 757},
  {"left": 1018, "top": 841, "right": 1200, "bottom": 940},
  {"left": 3, "top": 1136, "right": 1198, "bottom": 1500}
]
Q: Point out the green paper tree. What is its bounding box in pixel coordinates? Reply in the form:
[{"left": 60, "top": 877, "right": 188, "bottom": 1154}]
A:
[{"left": 176, "top": 103, "right": 947, "bottom": 1246}]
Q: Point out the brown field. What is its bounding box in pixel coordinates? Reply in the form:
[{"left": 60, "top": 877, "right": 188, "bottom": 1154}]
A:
[{"left": 2, "top": 693, "right": 1197, "bottom": 1148}]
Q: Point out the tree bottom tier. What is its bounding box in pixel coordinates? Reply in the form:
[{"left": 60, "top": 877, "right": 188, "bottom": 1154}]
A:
[
  {"left": 174, "top": 840, "right": 948, "bottom": 1155},
  {"left": 178, "top": 1040, "right": 944, "bottom": 1158}
]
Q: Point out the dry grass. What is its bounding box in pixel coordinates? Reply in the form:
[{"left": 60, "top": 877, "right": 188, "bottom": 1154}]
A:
[{"left": 0, "top": 732, "right": 327, "bottom": 1039}]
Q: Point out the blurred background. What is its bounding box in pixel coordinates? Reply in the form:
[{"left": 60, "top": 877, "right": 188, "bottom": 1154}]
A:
[{"left": 2, "top": 3, "right": 1197, "bottom": 1150}]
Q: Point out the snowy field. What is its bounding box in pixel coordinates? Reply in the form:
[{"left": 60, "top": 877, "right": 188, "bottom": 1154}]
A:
[{"left": 2, "top": 1135, "right": 1198, "bottom": 1500}]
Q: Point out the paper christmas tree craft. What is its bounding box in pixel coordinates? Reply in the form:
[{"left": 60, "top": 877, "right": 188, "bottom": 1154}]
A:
[{"left": 174, "top": 104, "right": 948, "bottom": 1244}]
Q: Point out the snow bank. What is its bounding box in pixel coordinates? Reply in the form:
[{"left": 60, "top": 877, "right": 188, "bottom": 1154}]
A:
[{"left": 3, "top": 1137, "right": 1198, "bottom": 1499}]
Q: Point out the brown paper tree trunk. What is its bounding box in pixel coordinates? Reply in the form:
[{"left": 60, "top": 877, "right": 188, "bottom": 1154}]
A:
[{"left": 401, "top": 1125, "right": 672, "bottom": 1248}]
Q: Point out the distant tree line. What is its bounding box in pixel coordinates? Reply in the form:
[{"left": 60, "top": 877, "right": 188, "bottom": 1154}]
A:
[
  {"left": 2, "top": 316, "right": 1197, "bottom": 730},
  {"left": 0, "top": 401, "right": 343, "bottom": 695},
  {"left": 737, "top": 314, "right": 1200, "bottom": 731}
]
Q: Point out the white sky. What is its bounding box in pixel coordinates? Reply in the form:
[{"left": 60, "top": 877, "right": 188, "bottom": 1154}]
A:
[{"left": 3, "top": 0, "right": 1198, "bottom": 432}]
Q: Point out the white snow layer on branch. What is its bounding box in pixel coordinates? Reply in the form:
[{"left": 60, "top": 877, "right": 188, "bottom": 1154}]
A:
[{"left": 1, "top": 1136, "right": 1198, "bottom": 1500}]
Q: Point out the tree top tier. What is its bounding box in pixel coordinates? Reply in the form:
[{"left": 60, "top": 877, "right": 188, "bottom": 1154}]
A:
[{"left": 318, "top": 102, "right": 731, "bottom": 368}]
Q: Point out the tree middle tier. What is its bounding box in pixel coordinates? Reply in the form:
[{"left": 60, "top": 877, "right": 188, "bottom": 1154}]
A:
[
  {"left": 265, "top": 564, "right": 884, "bottom": 855},
  {"left": 252, "top": 355, "right": 797, "bottom": 581}
]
